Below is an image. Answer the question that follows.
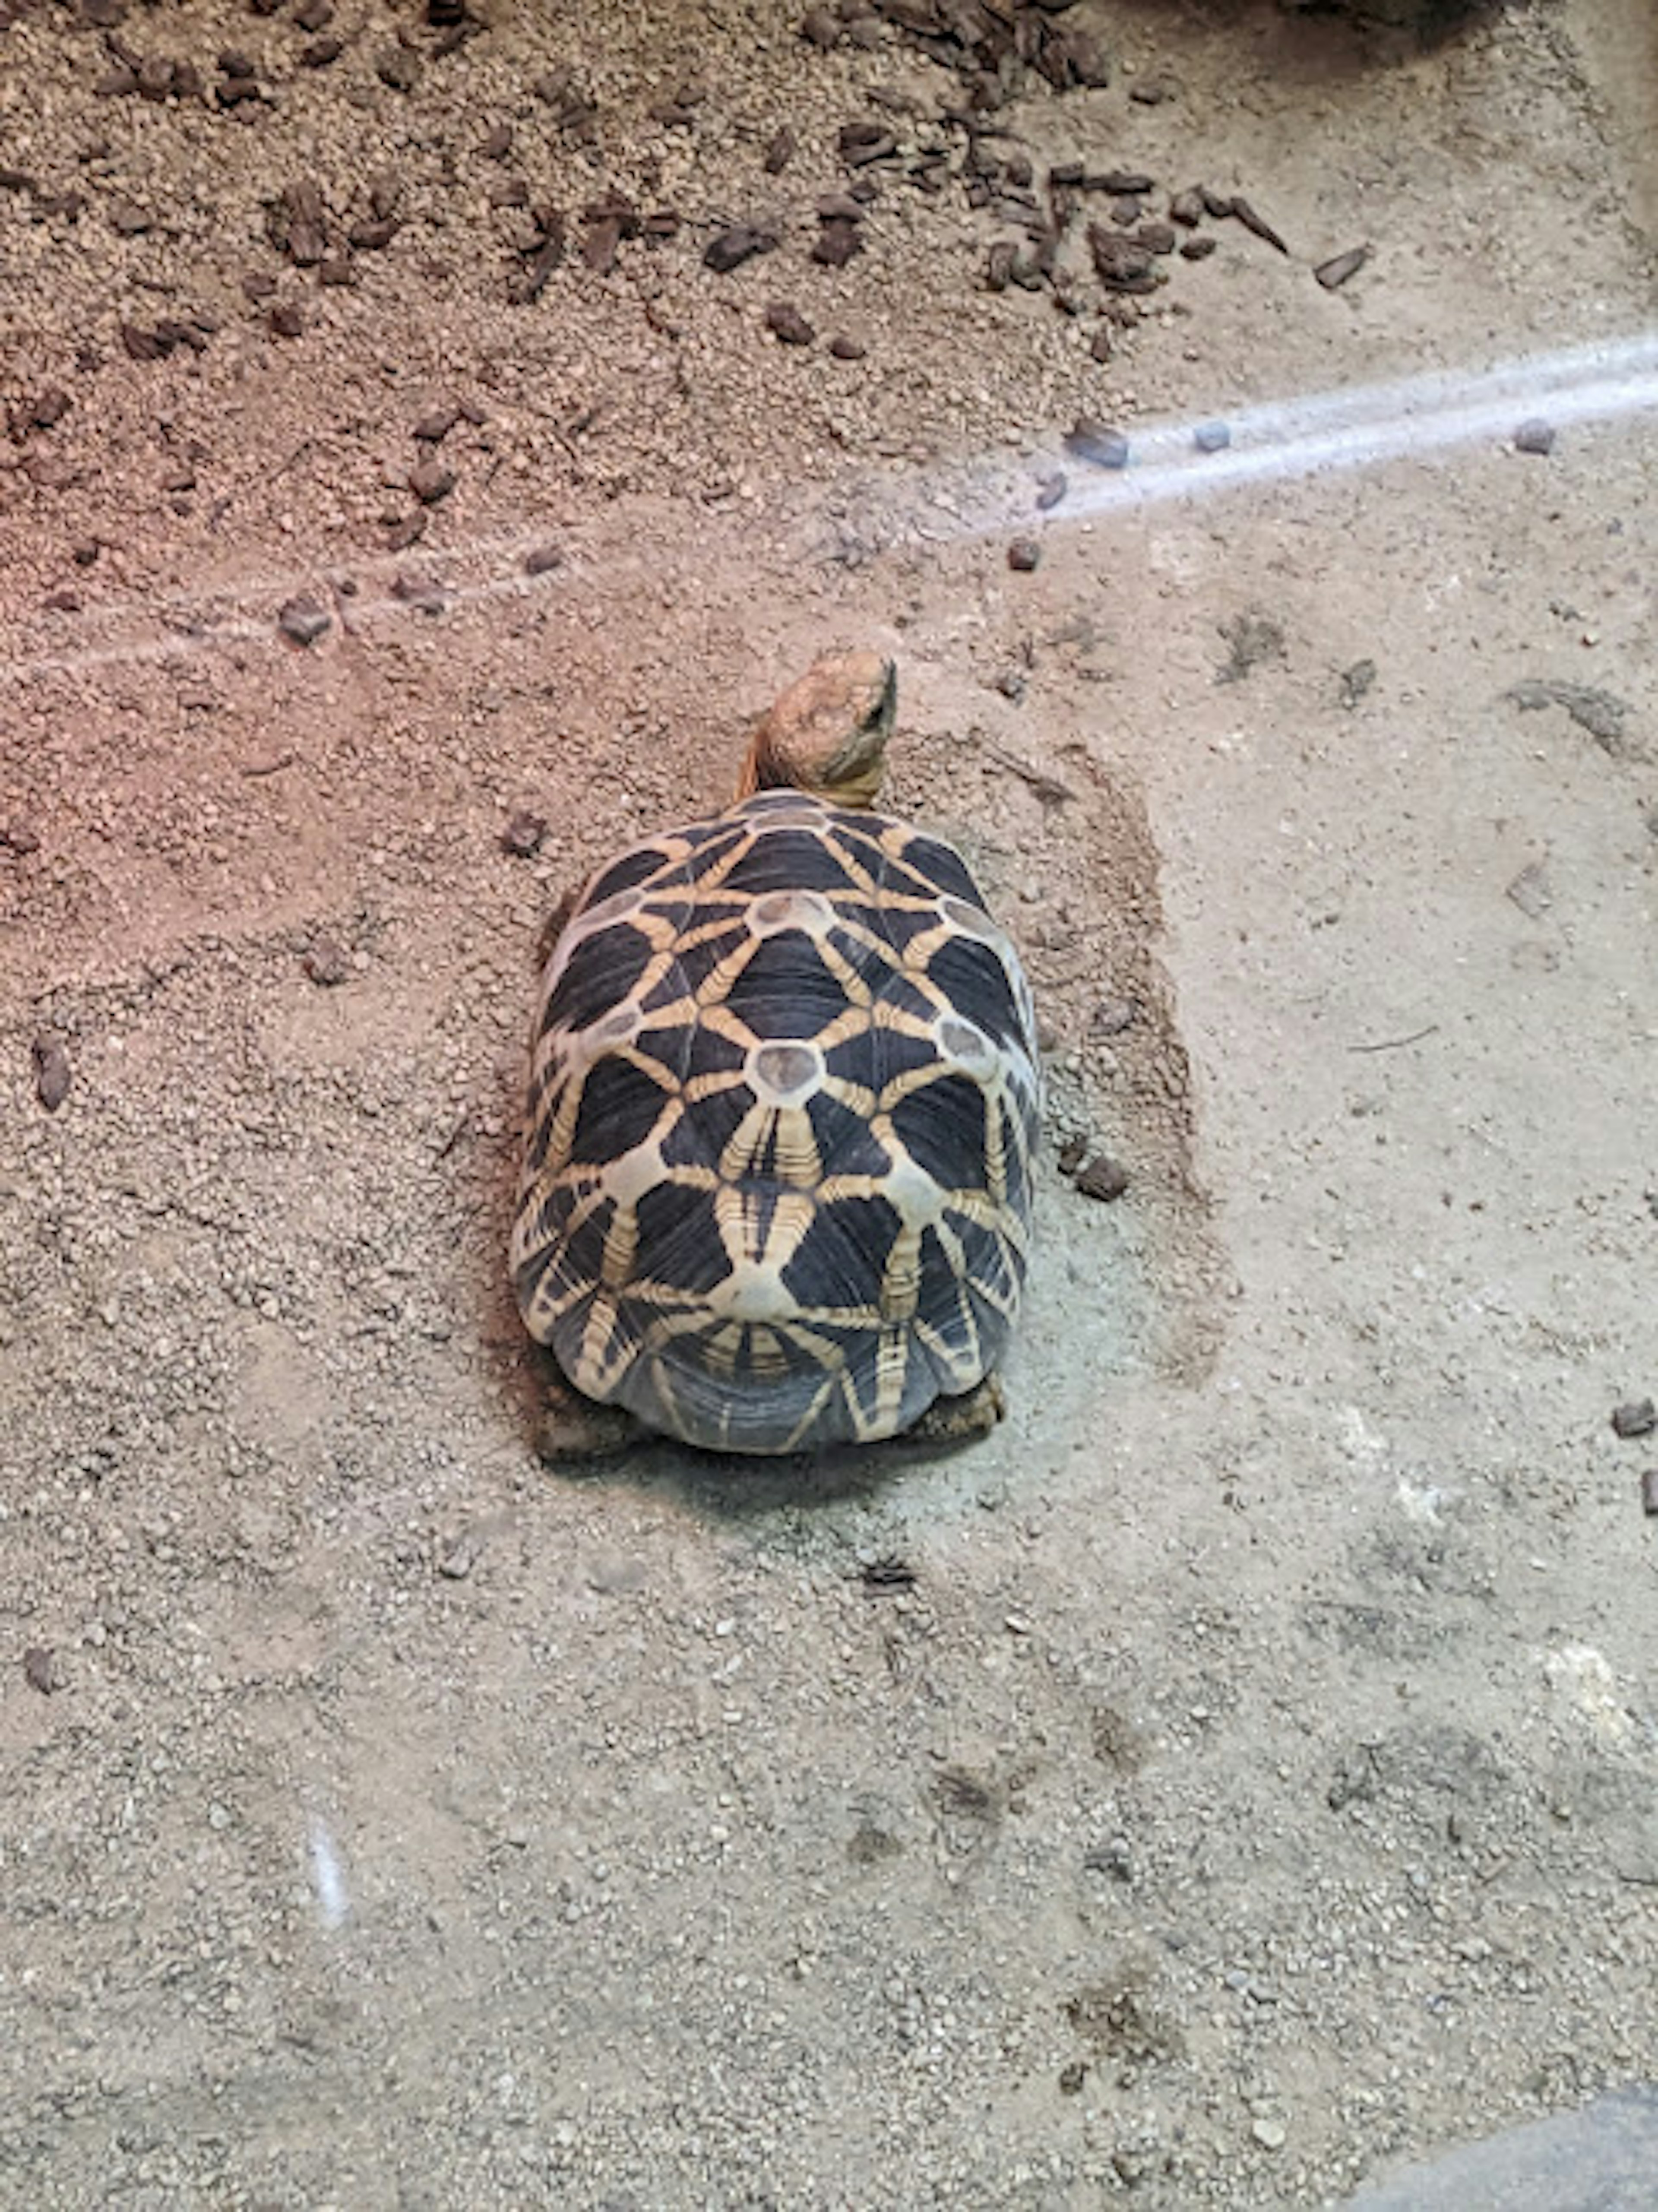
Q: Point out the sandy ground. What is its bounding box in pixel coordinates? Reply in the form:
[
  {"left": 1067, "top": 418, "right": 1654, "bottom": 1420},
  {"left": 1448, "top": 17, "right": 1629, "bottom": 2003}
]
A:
[{"left": 2, "top": 0, "right": 1656, "bottom": 2206}]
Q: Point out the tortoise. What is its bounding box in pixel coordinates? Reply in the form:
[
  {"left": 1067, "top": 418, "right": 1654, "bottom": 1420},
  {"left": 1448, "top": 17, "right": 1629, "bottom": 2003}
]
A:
[{"left": 509, "top": 651, "right": 1041, "bottom": 1461}]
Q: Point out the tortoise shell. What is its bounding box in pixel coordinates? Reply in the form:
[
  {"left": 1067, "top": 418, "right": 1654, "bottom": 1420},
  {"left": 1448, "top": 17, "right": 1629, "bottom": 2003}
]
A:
[{"left": 510, "top": 787, "right": 1040, "bottom": 1454}]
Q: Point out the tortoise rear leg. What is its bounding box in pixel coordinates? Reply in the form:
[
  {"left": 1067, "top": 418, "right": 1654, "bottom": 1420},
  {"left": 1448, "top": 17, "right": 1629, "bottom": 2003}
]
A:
[
  {"left": 537, "top": 1377, "right": 648, "bottom": 1468},
  {"left": 902, "top": 1372, "right": 1007, "bottom": 1450}
]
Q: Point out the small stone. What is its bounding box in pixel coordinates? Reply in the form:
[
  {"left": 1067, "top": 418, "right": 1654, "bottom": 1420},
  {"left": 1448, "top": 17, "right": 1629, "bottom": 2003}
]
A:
[
  {"left": 413, "top": 401, "right": 462, "bottom": 443},
  {"left": 438, "top": 1541, "right": 475, "bottom": 1580},
  {"left": 1180, "top": 235, "right": 1218, "bottom": 260},
  {"left": 269, "top": 302, "right": 304, "bottom": 339},
  {"left": 303, "top": 936, "right": 350, "bottom": 987},
  {"left": 409, "top": 457, "right": 456, "bottom": 504},
  {"left": 32, "top": 1034, "right": 71, "bottom": 1112},
  {"left": 1069, "top": 1151, "right": 1129, "bottom": 1203},
  {"left": 765, "top": 302, "right": 815, "bottom": 346},
  {"left": 500, "top": 810, "right": 546, "bottom": 857},
  {"left": 1, "top": 824, "right": 42, "bottom": 855},
  {"left": 1514, "top": 418, "right": 1556, "bottom": 455},
  {"left": 1611, "top": 1399, "right": 1656, "bottom": 1439},
  {"left": 385, "top": 512, "right": 428, "bottom": 551},
  {"left": 522, "top": 542, "right": 563, "bottom": 576},
  {"left": 1252, "top": 2117, "right": 1287, "bottom": 2152},
  {"left": 704, "top": 223, "right": 776, "bottom": 274},
  {"left": 23, "top": 1647, "right": 57, "bottom": 1696},
  {"left": 811, "top": 217, "right": 862, "bottom": 268},
  {"left": 1315, "top": 244, "right": 1370, "bottom": 291},
  {"left": 1065, "top": 417, "right": 1130, "bottom": 470},
  {"left": 1007, "top": 537, "right": 1041, "bottom": 573},
  {"left": 827, "top": 334, "right": 866, "bottom": 361},
  {"left": 1169, "top": 187, "right": 1204, "bottom": 228},
  {"left": 1035, "top": 472, "right": 1067, "bottom": 510},
  {"left": 763, "top": 127, "right": 797, "bottom": 174},
  {"left": 482, "top": 122, "right": 513, "bottom": 160},
  {"left": 277, "top": 595, "right": 331, "bottom": 646},
  {"left": 1642, "top": 1469, "right": 1658, "bottom": 1517},
  {"left": 1193, "top": 421, "right": 1231, "bottom": 453}
]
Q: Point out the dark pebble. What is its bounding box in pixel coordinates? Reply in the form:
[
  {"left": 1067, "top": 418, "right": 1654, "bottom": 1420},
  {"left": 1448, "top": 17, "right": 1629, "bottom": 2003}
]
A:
[
  {"left": 384, "top": 512, "right": 428, "bottom": 551},
  {"left": 839, "top": 122, "right": 897, "bottom": 167},
  {"left": 1643, "top": 1468, "right": 1658, "bottom": 1517},
  {"left": 1315, "top": 244, "right": 1370, "bottom": 291},
  {"left": 303, "top": 935, "right": 350, "bottom": 987},
  {"left": 301, "top": 38, "right": 343, "bottom": 68},
  {"left": 800, "top": 5, "right": 839, "bottom": 47},
  {"left": 812, "top": 217, "right": 862, "bottom": 268},
  {"left": 348, "top": 217, "right": 399, "bottom": 251},
  {"left": 704, "top": 223, "right": 776, "bottom": 274},
  {"left": 1514, "top": 419, "right": 1556, "bottom": 456},
  {"left": 1065, "top": 416, "right": 1130, "bottom": 469},
  {"left": 1071, "top": 1152, "right": 1130, "bottom": 1203},
  {"left": 765, "top": 302, "right": 816, "bottom": 346},
  {"left": 120, "top": 322, "right": 165, "bottom": 361},
  {"left": 500, "top": 810, "right": 547, "bottom": 858},
  {"left": 44, "top": 589, "right": 83, "bottom": 613},
  {"left": 984, "top": 240, "right": 1016, "bottom": 292},
  {"left": 408, "top": 457, "right": 456, "bottom": 504},
  {"left": 1089, "top": 325, "right": 1114, "bottom": 364},
  {"left": 1007, "top": 537, "right": 1041, "bottom": 573},
  {"left": 1035, "top": 472, "right": 1068, "bottom": 511},
  {"left": 294, "top": 0, "right": 332, "bottom": 27},
  {"left": 1193, "top": 421, "right": 1231, "bottom": 453},
  {"left": 391, "top": 572, "right": 450, "bottom": 614},
  {"left": 278, "top": 595, "right": 331, "bottom": 646},
  {"left": 1611, "top": 1399, "right": 1656, "bottom": 1439},
  {"left": 763, "top": 127, "right": 797, "bottom": 174},
  {"left": 23, "top": 1647, "right": 57, "bottom": 1696},
  {"left": 413, "top": 401, "right": 462, "bottom": 443},
  {"left": 1168, "top": 187, "right": 1204, "bottom": 228},
  {"left": 376, "top": 47, "right": 419, "bottom": 93},
  {"left": 269, "top": 302, "right": 304, "bottom": 338},
  {"left": 318, "top": 256, "right": 355, "bottom": 287},
  {"left": 241, "top": 271, "right": 277, "bottom": 300},
  {"left": 482, "top": 122, "right": 513, "bottom": 159},
  {"left": 32, "top": 1034, "right": 71, "bottom": 1112},
  {"left": 1136, "top": 221, "right": 1177, "bottom": 256},
  {"left": 217, "top": 76, "right": 263, "bottom": 108},
  {"left": 827, "top": 334, "right": 866, "bottom": 361},
  {"left": 0, "top": 824, "right": 42, "bottom": 855},
  {"left": 522, "top": 542, "right": 563, "bottom": 576},
  {"left": 1180, "top": 235, "right": 1218, "bottom": 261}
]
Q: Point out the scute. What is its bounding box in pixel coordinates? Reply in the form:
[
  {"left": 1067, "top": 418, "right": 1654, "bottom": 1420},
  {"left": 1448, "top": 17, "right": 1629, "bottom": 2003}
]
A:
[{"left": 511, "top": 788, "right": 1040, "bottom": 1454}]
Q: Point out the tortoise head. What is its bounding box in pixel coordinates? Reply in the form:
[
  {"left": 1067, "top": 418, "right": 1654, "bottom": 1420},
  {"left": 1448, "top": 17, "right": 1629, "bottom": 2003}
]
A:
[{"left": 735, "top": 651, "right": 897, "bottom": 809}]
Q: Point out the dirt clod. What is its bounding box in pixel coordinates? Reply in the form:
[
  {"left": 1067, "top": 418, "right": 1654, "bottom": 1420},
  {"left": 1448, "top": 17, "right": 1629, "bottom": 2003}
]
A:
[{"left": 302, "top": 936, "right": 350, "bottom": 987}]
